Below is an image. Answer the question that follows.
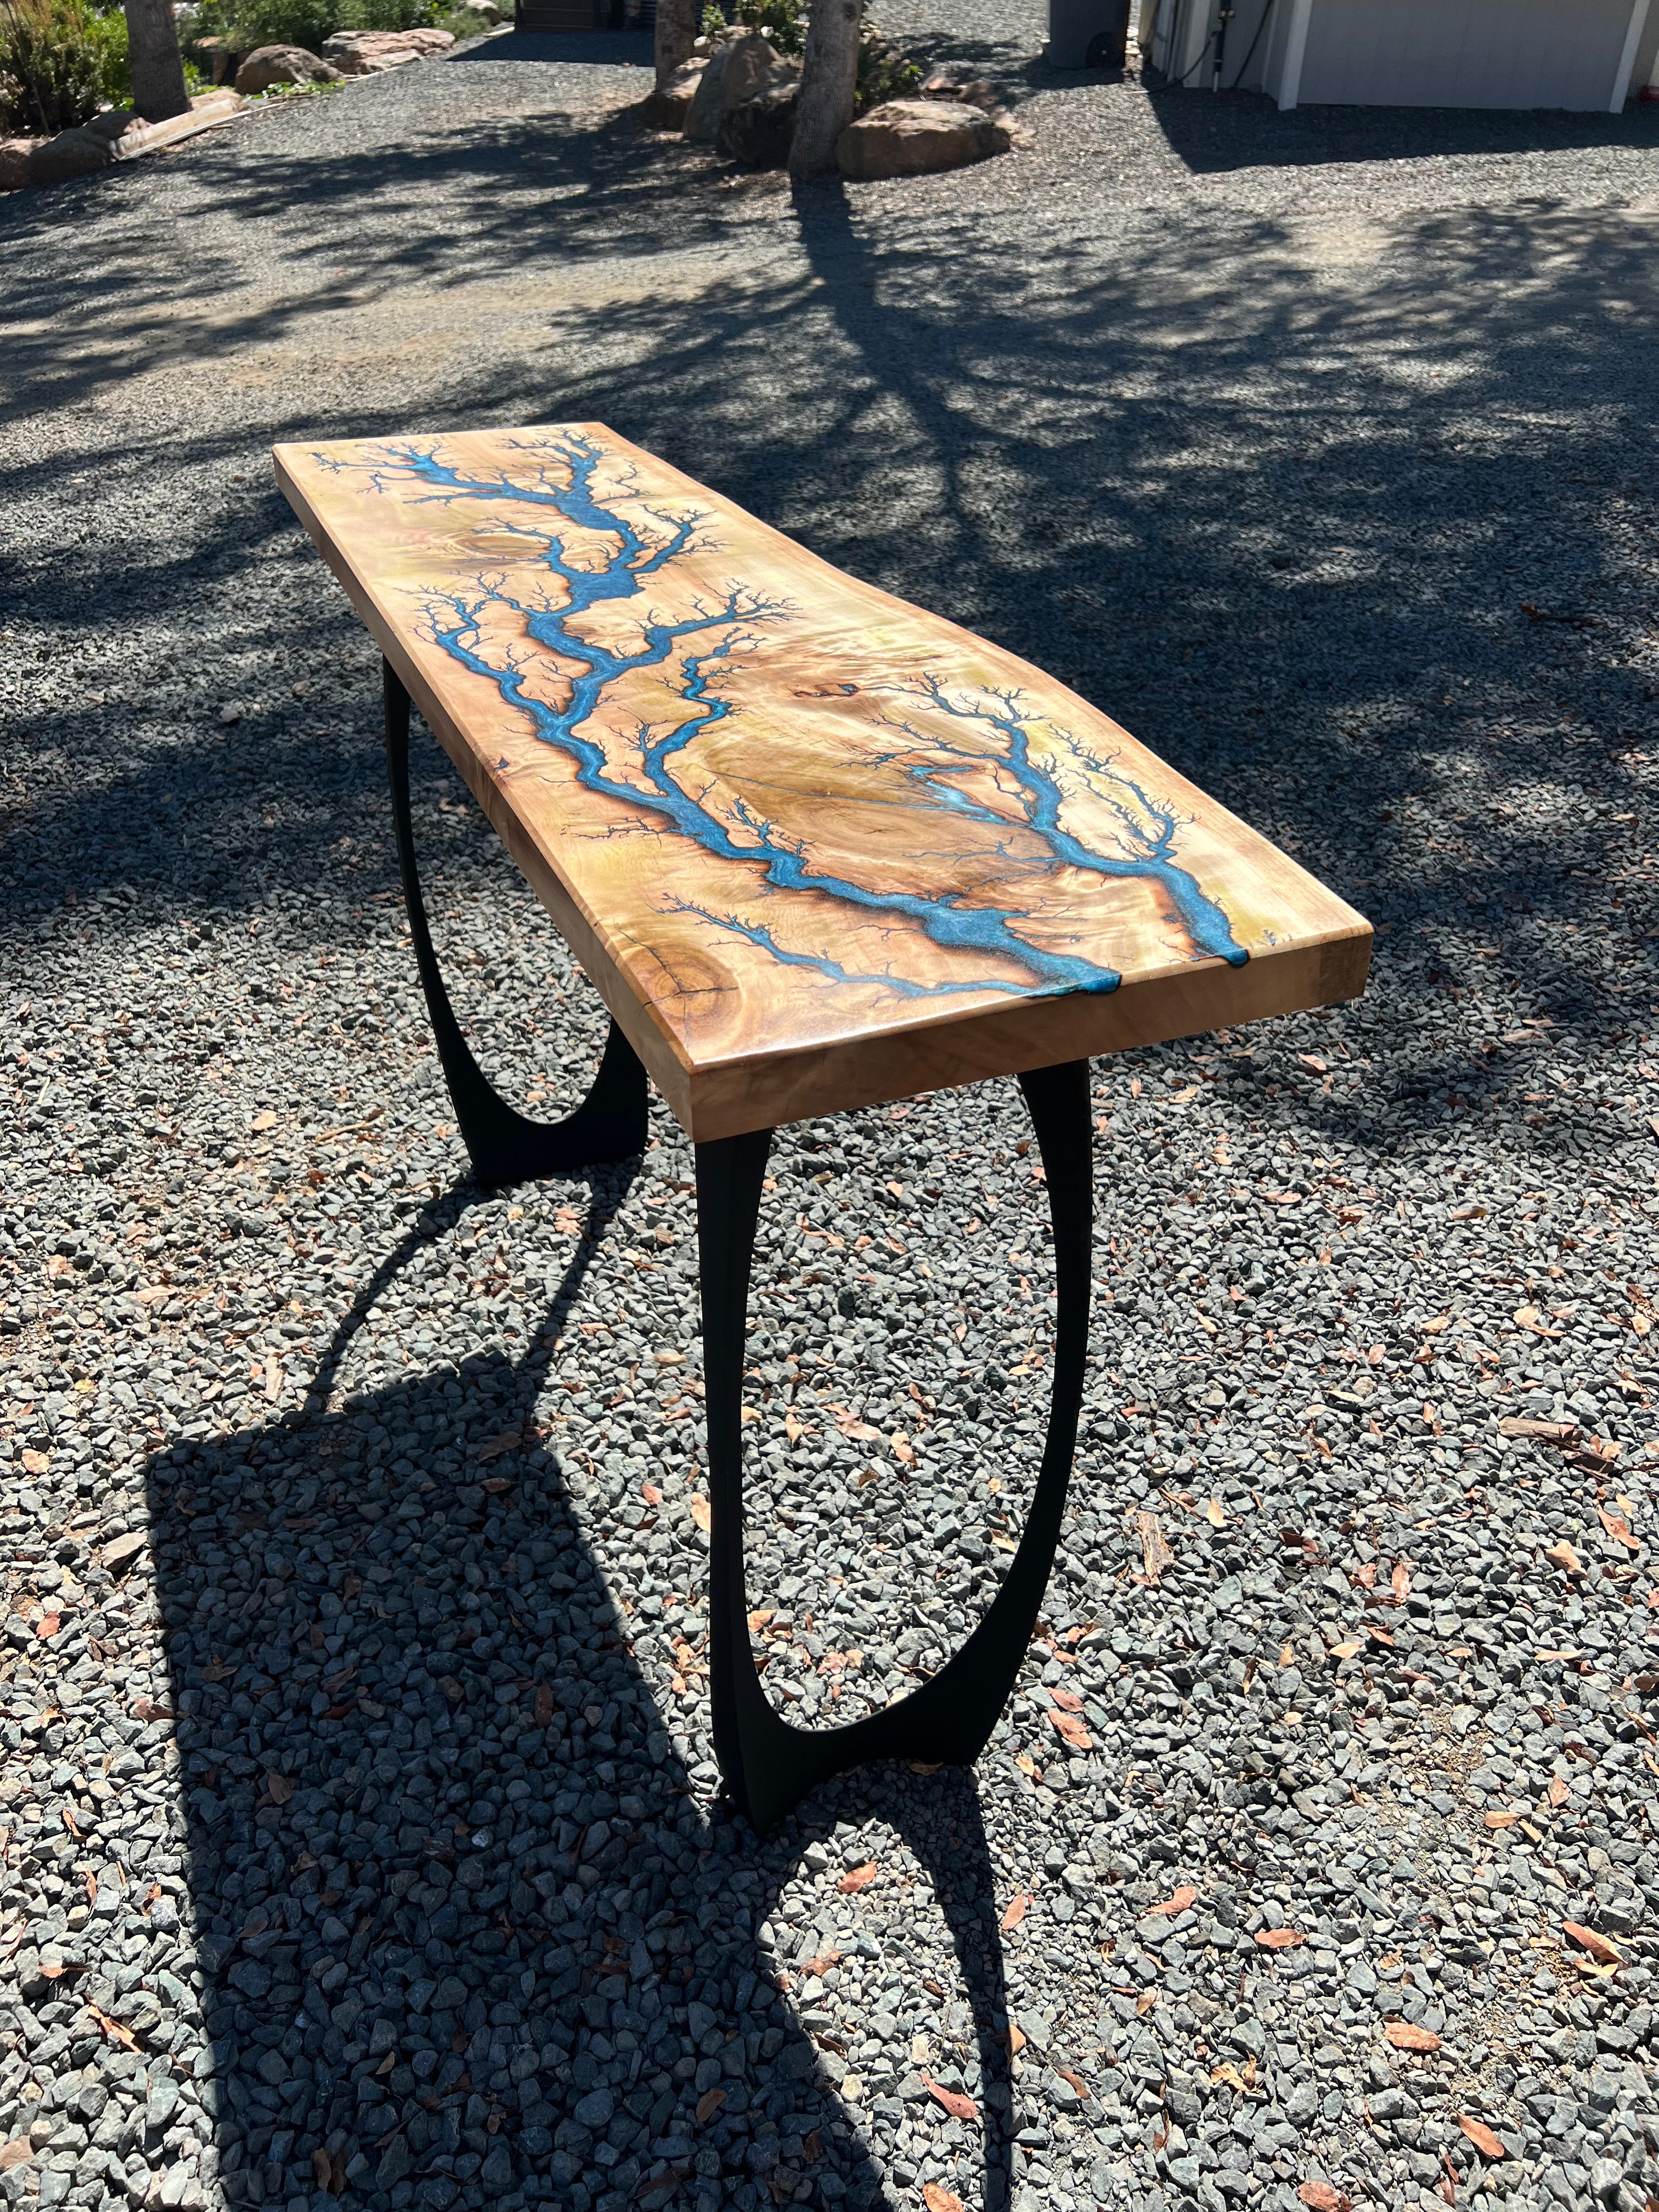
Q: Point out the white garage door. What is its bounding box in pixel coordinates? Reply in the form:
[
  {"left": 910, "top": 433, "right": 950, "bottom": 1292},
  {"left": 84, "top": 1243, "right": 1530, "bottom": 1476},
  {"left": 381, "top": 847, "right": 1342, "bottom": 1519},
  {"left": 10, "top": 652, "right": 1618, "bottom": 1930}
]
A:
[{"left": 1297, "top": 0, "right": 1644, "bottom": 109}]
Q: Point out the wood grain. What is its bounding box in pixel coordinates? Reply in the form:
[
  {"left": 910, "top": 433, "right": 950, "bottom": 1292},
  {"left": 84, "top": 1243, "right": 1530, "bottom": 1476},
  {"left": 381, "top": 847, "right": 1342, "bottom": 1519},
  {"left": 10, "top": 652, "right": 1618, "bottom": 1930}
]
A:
[{"left": 274, "top": 424, "right": 1371, "bottom": 1139}]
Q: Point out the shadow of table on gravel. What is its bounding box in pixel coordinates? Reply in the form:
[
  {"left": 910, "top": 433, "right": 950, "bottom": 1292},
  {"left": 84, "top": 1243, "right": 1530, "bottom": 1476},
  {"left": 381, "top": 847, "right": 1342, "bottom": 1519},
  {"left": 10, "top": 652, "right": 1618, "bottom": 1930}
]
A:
[{"left": 144, "top": 1176, "right": 1022, "bottom": 2212}]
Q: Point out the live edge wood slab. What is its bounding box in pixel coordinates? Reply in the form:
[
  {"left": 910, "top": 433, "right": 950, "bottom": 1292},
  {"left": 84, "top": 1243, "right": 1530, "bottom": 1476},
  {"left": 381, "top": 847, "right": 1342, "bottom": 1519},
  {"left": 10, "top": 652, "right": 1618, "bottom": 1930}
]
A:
[{"left": 275, "top": 424, "right": 1371, "bottom": 1140}]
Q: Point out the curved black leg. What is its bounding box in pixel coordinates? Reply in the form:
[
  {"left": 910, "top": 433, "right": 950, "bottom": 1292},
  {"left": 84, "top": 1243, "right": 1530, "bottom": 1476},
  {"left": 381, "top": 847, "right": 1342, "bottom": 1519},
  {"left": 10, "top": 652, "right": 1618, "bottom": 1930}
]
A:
[
  {"left": 384, "top": 660, "right": 649, "bottom": 1187},
  {"left": 698, "top": 1060, "right": 1093, "bottom": 1836}
]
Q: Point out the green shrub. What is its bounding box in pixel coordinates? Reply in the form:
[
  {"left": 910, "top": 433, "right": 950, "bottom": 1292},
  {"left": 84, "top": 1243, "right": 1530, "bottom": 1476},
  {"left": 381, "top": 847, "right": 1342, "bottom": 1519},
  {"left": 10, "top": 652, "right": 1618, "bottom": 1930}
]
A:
[
  {"left": 731, "top": 0, "right": 802, "bottom": 56},
  {"left": 0, "top": 0, "right": 116, "bottom": 131},
  {"left": 182, "top": 0, "right": 447, "bottom": 62},
  {"left": 699, "top": 0, "right": 919, "bottom": 108}
]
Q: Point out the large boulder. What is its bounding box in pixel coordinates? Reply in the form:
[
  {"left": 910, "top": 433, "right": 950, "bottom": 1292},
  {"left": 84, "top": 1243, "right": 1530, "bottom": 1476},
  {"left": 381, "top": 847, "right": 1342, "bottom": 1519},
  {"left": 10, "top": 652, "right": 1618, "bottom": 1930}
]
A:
[
  {"left": 642, "top": 57, "right": 701, "bottom": 128},
  {"left": 321, "top": 26, "right": 454, "bottom": 72},
  {"left": 2, "top": 88, "right": 244, "bottom": 188},
  {"left": 0, "top": 137, "right": 41, "bottom": 191},
  {"left": 685, "top": 30, "right": 797, "bottom": 144},
  {"left": 836, "top": 97, "right": 1009, "bottom": 180},
  {"left": 22, "top": 124, "right": 117, "bottom": 184},
  {"left": 720, "top": 83, "right": 797, "bottom": 168},
  {"left": 233, "top": 43, "right": 343, "bottom": 92}
]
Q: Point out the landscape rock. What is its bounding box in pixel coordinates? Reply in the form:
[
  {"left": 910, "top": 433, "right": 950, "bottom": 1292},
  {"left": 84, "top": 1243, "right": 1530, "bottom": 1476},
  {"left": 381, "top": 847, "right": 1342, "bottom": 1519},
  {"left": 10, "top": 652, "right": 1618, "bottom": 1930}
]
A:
[
  {"left": 233, "top": 43, "right": 342, "bottom": 93},
  {"left": 83, "top": 105, "right": 140, "bottom": 141},
  {"left": 918, "top": 70, "right": 1002, "bottom": 109},
  {"left": 191, "top": 33, "right": 240, "bottom": 83},
  {"left": 685, "top": 30, "right": 796, "bottom": 145},
  {"left": 22, "top": 123, "right": 116, "bottom": 184},
  {"left": 719, "top": 81, "right": 797, "bottom": 168},
  {"left": 459, "top": 0, "right": 504, "bottom": 20},
  {"left": 642, "top": 58, "right": 701, "bottom": 129},
  {"left": 836, "top": 95, "right": 1009, "bottom": 180},
  {"left": 0, "top": 136, "right": 42, "bottom": 190},
  {"left": 320, "top": 26, "right": 454, "bottom": 74}
]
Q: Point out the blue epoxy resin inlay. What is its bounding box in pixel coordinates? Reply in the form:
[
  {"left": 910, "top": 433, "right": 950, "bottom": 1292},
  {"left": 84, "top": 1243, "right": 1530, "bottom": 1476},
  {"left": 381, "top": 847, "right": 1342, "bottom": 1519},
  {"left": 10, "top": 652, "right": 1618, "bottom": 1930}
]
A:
[{"left": 318, "top": 434, "right": 1248, "bottom": 999}]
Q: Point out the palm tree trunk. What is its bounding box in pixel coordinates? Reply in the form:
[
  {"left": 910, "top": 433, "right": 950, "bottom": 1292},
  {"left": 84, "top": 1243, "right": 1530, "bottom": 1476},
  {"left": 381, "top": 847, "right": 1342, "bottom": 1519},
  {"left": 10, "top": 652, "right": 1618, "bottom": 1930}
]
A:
[
  {"left": 124, "top": 0, "right": 189, "bottom": 120},
  {"left": 788, "top": 0, "right": 858, "bottom": 179}
]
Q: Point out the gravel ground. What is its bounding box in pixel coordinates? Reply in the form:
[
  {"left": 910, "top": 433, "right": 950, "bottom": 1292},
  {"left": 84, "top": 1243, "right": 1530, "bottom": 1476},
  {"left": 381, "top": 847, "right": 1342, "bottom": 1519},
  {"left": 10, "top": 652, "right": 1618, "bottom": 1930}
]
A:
[{"left": 3, "top": 13, "right": 1659, "bottom": 2212}]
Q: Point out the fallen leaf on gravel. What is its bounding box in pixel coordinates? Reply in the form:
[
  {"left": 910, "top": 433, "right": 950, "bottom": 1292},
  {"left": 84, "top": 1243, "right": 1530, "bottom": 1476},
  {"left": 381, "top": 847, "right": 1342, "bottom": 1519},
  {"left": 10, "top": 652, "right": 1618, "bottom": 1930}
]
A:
[
  {"left": 1255, "top": 1928, "right": 1305, "bottom": 1950},
  {"left": 1051, "top": 1686, "right": 1084, "bottom": 1713},
  {"left": 1013, "top": 1754, "right": 1038, "bottom": 1778},
  {"left": 0, "top": 2141, "right": 31, "bottom": 2172},
  {"left": 1544, "top": 1542, "right": 1582, "bottom": 1573},
  {"left": 1563, "top": 1920, "right": 1622, "bottom": 1965},
  {"left": 533, "top": 1685, "right": 554, "bottom": 1727},
  {"left": 1329, "top": 1640, "right": 1362, "bottom": 1660},
  {"left": 1005, "top": 2022, "right": 1025, "bottom": 2055},
  {"left": 1567, "top": 1438, "right": 1621, "bottom": 1472},
  {"left": 1000, "top": 1894, "right": 1030, "bottom": 1931},
  {"left": 1211, "top": 2062, "right": 1251, "bottom": 2092},
  {"left": 1548, "top": 1777, "right": 1569, "bottom": 1807},
  {"left": 476, "top": 1430, "right": 521, "bottom": 1462},
  {"left": 1458, "top": 2117, "right": 1505, "bottom": 2159},
  {"left": 87, "top": 2003, "right": 138, "bottom": 2051},
  {"left": 20, "top": 1451, "right": 49, "bottom": 1475},
  {"left": 1297, "top": 2185, "right": 1350, "bottom": 2212},
  {"left": 799, "top": 1950, "right": 842, "bottom": 1978},
  {"left": 1136, "top": 1509, "right": 1173, "bottom": 1581},
  {"left": 35, "top": 1615, "right": 60, "bottom": 1640},
  {"left": 1137, "top": 1988, "right": 1158, "bottom": 2016},
  {"left": 1535, "top": 1647, "right": 1582, "bottom": 1662},
  {"left": 922, "top": 2189, "right": 964, "bottom": 2212},
  {"left": 1598, "top": 1506, "right": 1640, "bottom": 1551},
  {"left": 1513, "top": 1305, "right": 1564, "bottom": 1338},
  {"left": 1420, "top": 1314, "right": 1451, "bottom": 1334},
  {"left": 1297, "top": 1054, "right": 1328, "bottom": 1075},
  {"left": 1049, "top": 1710, "right": 1092, "bottom": 1750},
  {"left": 1386, "top": 2021, "right": 1441, "bottom": 2051},
  {"left": 1148, "top": 1884, "right": 1198, "bottom": 1916},
  {"left": 1206, "top": 1496, "right": 1227, "bottom": 1527},
  {"left": 1483, "top": 1809, "right": 1523, "bottom": 1830},
  {"left": 252, "top": 1110, "right": 276, "bottom": 1131},
  {"left": 922, "top": 2076, "right": 977, "bottom": 2120},
  {"left": 264, "top": 1773, "right": 294, "bottom": 1805},
  {"left": 689, "top": 1494, "right": 712, "bottom": 1533},
  {"left": 837, "top": 1863, "right": 877, "bottom": 1894},
  {"left": 1391, "top": 1562, "right": 1410, "bottom": 1602},
  {"left": 695, "top": 2087, "right": 725, "bottom": 2124},
  {"left": 1499, "top": 1417, "right": 1577, "bottom": 1440}
]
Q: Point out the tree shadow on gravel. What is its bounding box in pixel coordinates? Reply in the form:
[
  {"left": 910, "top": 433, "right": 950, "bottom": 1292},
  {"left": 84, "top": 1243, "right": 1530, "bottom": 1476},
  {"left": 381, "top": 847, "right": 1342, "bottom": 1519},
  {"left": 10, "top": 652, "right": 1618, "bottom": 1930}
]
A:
[{"left": 144, "top": 1172, "right": 1023, "bottom": 2212}]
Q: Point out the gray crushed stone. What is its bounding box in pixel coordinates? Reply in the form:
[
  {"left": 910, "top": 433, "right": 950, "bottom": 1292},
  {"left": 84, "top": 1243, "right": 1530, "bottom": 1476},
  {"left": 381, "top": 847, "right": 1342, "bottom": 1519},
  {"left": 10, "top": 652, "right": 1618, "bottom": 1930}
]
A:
[{"left": 1, "top": 7, "right": 1657, "bottom": 2212}]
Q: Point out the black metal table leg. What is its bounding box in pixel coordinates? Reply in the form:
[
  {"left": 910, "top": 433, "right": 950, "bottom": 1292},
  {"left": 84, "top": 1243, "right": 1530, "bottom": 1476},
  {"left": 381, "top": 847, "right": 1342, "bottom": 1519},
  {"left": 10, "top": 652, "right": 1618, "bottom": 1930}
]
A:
[
  {"left": 385, "top": 660, "right": 648, "bottom": 1187},
  {"left": 698, "top": 1060, "right": 1093, "bottom": 1836}
]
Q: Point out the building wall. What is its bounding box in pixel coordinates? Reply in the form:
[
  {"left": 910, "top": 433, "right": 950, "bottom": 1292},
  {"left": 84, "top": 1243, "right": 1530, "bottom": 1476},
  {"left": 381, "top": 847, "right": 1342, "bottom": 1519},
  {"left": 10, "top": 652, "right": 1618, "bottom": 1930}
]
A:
[{"left": 1287, "top": 0, "right": 1649, "bottom": 110}]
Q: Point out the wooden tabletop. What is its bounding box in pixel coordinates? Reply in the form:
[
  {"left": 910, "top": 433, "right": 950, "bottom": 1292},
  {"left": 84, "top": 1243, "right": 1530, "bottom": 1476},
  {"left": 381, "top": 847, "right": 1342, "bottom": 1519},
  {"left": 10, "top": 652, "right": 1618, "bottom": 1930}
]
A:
[{"left": 275, "top": 425, "right": 1371, "bottom": 1141}]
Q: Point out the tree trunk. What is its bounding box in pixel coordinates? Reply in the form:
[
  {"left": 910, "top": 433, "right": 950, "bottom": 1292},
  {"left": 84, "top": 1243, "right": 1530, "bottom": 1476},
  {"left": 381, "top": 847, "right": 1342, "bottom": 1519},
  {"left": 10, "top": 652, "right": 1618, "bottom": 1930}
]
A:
[
  {"left": 124, "top": 0, "right": 190, "bottom": 119},
  {"left": 653, "top": 0, "right": 698, "bottom": 89},
  {"left": 788, "top": 0, "right": 859, "bottom": 179}
]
